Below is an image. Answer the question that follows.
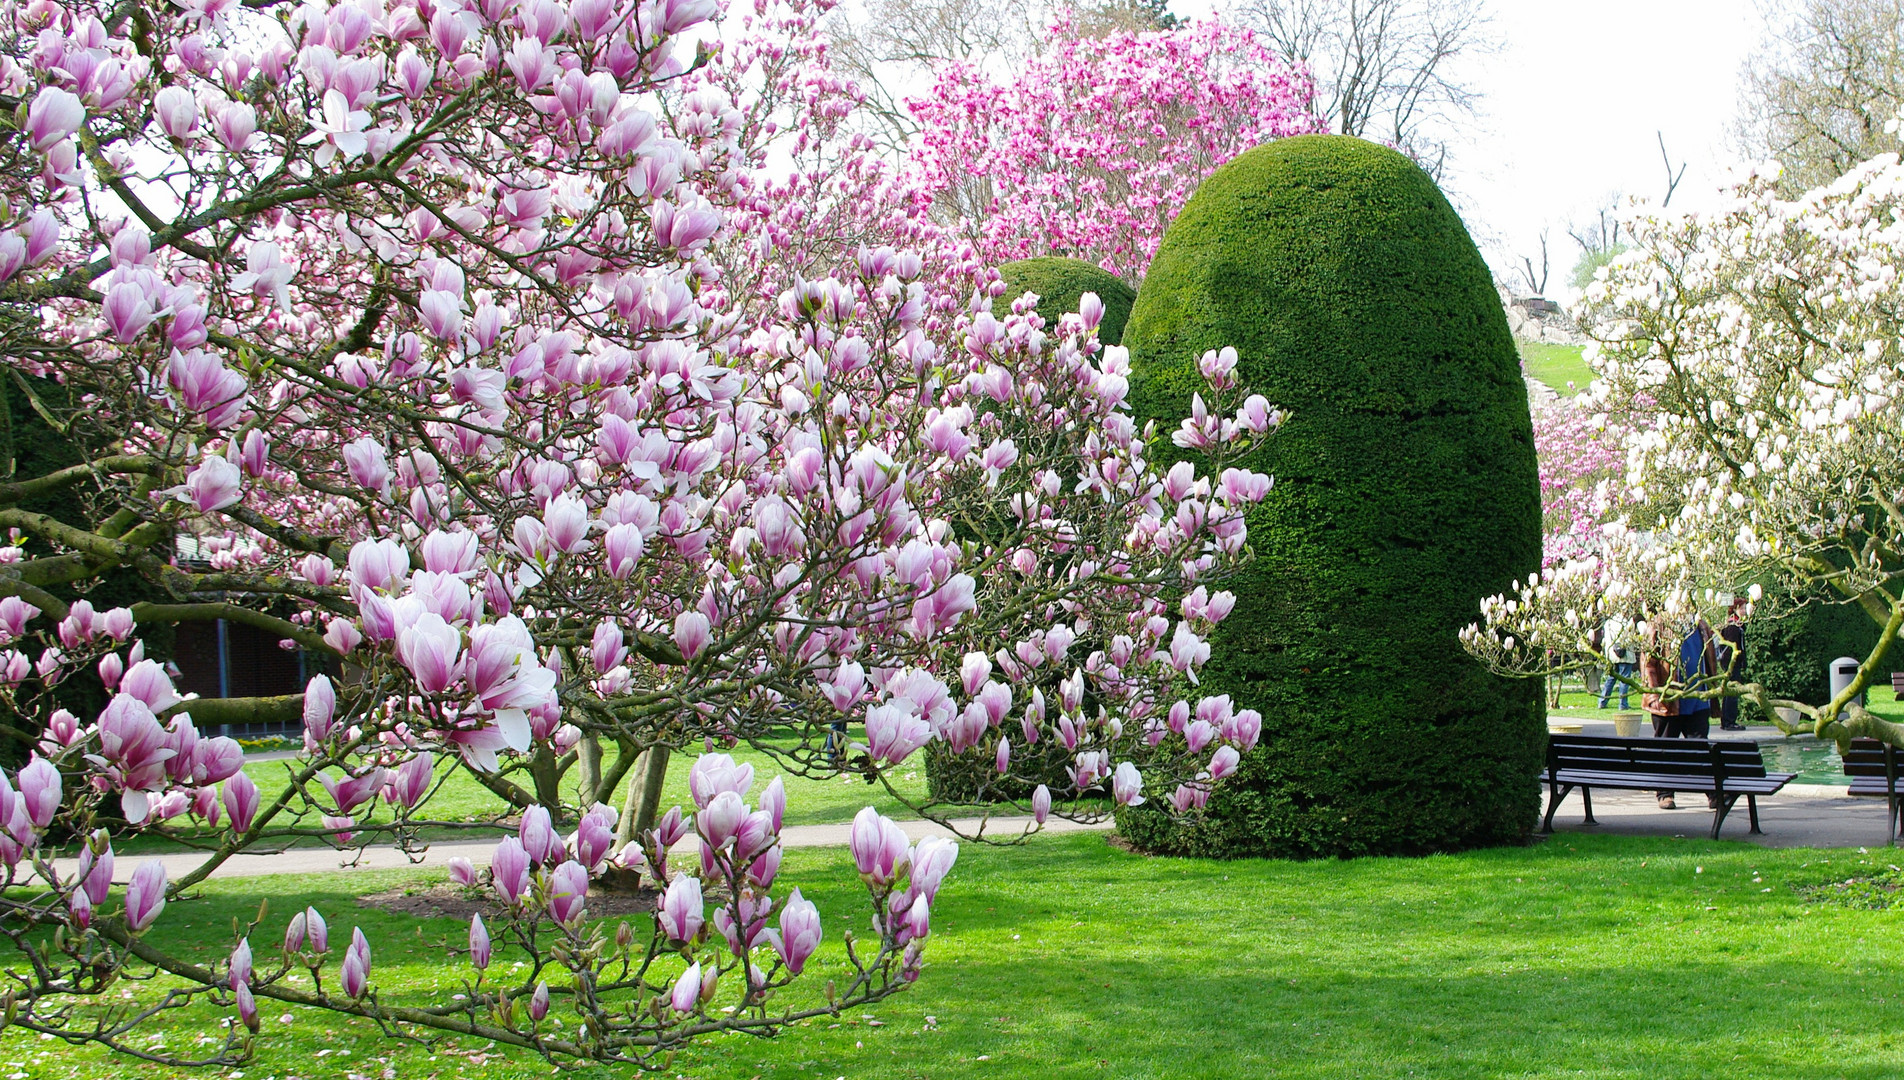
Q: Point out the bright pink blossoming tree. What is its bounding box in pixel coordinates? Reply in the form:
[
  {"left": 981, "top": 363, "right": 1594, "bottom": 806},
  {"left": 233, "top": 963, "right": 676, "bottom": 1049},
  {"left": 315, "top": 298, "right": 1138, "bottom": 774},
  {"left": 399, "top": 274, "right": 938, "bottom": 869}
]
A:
[
  {"left": 1529, "top": 395, "right": 1628, "bottom": 566},
  {"left": 904, "top": 19, "right": 1322, "bottom": 281},
  {"left": 0, "top": 0, "right": 1279, "bottom": 1066}
]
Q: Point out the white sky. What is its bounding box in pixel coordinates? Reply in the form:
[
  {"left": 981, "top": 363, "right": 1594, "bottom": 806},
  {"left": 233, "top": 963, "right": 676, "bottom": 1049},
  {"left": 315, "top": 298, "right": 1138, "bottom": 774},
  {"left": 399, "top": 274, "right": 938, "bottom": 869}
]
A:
[{"left": 1173, "top": 0, "right": 1767, "bottom": 299}]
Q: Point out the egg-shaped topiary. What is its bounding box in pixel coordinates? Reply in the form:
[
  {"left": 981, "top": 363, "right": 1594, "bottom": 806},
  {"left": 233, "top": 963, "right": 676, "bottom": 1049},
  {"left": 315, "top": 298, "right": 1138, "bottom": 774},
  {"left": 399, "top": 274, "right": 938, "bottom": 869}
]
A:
[
  {"left": 1117, "top": 134, "right": 1546, "bottom": 858},
  {"left": 993, "top": 257, "right": 1137, "bottom": 346}
]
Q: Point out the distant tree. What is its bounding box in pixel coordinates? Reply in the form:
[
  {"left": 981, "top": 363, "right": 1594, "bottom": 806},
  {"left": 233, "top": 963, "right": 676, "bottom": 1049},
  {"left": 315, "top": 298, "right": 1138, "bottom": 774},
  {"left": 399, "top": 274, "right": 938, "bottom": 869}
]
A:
[
  {"left": 1228, "top": 0, "right": 1495, "bottom": 179},
  {"left": 829, "top": 0, "right": 1187, "bottom": 153},
  {"left": 1564, "top": 135, "right": 1680, "bottom": 290},
  {"left": 905, "top": 21, "right": 1321, "bottom": 279},
  {"left": 1072, "top": 0, "right": 1187, "bottom": 35},
  {"left": 1738, "top": 0, "right": 1904, "bottom": 190},
  {"left": 827, "top": 0, "right": 1047, "bottom": 152},
  {"left": 1517, "top": 229, "right": 1550, "bottom": 296}
]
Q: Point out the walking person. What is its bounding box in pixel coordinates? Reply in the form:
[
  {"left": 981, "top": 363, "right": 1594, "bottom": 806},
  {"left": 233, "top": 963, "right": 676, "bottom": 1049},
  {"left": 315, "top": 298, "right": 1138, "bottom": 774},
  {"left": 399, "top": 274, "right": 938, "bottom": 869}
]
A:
[
  {"left": 1716, "top": 602, "right": 1747, "bottom": 730},
  {"left": 1642, "top": 620, "right": 1722, "bottom": 809},
  {"left": 1598, "top": 614, "right": 1637, "bottom": 709}
]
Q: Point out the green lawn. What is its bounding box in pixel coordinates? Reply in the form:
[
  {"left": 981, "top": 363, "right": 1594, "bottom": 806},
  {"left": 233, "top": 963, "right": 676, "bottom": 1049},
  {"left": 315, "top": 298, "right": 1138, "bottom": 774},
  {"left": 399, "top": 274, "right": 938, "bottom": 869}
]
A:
[
  {"left": 114, "top": 738, "right": 943, "bottom": 856},
  {"left": 1550, "top": 674, "right": 1904, "bottom": 723},
  {"left": 14, "top": 832, "right": 1904, "bottom": 1079},
  {"left": 1520, "top": 341, "right": 1596, "bottom": 397},
  {"left": 237, "top": 737, "right": 934, "bottom": 827}
]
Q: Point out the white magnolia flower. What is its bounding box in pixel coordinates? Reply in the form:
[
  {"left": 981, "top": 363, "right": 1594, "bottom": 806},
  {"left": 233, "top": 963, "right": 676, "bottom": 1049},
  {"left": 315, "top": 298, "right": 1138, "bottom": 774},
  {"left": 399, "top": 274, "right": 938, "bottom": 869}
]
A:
[{"left": 299, "top": 90, "right": 370, "bottom": 166}]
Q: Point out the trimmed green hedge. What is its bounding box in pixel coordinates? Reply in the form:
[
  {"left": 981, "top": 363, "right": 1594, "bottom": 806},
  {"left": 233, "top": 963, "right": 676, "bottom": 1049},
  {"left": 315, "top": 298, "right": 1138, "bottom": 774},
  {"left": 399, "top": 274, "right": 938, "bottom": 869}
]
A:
[
  {"left": 993, "top": 257, "right": 1137, "bottom": 346},
  {"left": 0, "top": 375, "right": 175, "bottom": 767},
  {"left": 1117, "top": 135, "right": 1546, "bottom": 858},
  {"left": 1743, "top": 598, "right": 1901, "bottom": 708}
]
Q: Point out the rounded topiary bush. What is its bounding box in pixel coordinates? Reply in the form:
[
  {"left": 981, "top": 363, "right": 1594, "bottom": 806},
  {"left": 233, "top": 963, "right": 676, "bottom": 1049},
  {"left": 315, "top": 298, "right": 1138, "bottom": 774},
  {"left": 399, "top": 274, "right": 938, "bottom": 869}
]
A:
[
  {"left": 993, "top": 257, "right": 1137, "bottom": 346},
  {"left": 1116, "top": 134, "right": 1546, "bottom": 859}
]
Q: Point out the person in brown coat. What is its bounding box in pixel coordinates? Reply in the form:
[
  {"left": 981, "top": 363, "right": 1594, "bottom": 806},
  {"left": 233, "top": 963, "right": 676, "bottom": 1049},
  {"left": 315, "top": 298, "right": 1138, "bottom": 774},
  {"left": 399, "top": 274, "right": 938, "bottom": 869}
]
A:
[{"left": 1640, "top": 621, "right": 1720, "bottom": 810}]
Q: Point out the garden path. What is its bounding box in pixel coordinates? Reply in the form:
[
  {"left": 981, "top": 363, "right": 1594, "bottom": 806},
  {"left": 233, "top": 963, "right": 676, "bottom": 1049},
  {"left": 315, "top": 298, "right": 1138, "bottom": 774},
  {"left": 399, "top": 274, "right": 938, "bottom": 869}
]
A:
[{"left": 52, "top": 815, "right": 1114, "bottom": 884}]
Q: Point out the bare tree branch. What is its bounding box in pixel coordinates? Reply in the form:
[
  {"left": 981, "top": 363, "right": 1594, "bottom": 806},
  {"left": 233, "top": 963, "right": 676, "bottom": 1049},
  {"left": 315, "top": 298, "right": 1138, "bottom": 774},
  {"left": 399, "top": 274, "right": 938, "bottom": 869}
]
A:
[
  {"left": 1516, "top": 228, "right": 1549, "bottom": 296},
  {"left": 1657, "top": 131, "right": 1688, "bottom": 207},
  {"left": 1736, "top": 0, "right": 1904, "bottom": 190},
  {"left": 1230, "top": 0, "right": 1497, "bottom": 180}
]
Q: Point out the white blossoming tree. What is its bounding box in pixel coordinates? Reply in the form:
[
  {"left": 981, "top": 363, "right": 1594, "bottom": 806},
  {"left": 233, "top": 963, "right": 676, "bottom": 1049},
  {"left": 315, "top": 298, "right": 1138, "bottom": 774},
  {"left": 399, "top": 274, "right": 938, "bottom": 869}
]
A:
[{"left": 1462, "top": 150, "right": 1904, "bottom": 748}]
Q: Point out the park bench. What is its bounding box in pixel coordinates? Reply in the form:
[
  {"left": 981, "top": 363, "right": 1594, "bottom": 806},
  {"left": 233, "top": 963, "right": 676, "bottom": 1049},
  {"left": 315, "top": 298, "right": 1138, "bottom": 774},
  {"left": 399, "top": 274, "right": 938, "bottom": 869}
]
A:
[
  {"left": 1842, "top": 737, "right": 1903, "bottom": 845},
  {"left": 1543, "top": 734, "right": 1796, "bottom": 840},
  {"left": 1891, "top": 671, "right": 1904, "bottom": 698}
]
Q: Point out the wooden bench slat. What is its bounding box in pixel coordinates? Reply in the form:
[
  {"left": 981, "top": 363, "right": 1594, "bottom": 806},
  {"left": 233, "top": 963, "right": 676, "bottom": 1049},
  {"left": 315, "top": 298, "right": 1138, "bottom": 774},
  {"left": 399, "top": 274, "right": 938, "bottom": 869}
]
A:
[{"left": 1553, "top": 769, "right": 1793, "bottom": 792}]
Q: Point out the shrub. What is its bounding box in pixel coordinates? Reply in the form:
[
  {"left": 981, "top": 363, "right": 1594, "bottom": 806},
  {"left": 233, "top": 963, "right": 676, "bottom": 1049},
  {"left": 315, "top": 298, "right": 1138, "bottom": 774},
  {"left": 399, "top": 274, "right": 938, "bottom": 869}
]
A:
[
  {"left": 993, "top": 257, "right": 1138, "bottom": 346},
  {"left": 1117, "top": 134, "right": 1547, "bottom": 858},
  {"left": 922, "top": 737, "right": 1076, "bottom": 803},
  {"left": 1743, "top": 597, "right": 1902, "bottom": 709}
]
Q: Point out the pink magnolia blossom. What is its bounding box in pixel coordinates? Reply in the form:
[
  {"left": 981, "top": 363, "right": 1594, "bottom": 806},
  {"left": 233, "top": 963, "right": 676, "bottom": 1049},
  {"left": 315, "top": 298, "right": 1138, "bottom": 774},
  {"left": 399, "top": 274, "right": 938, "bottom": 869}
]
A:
[
  {"left": 228, "top": 938, "right": 253, "bottom": 991},
  {"left": 26, "top": 87, "right": 85, "bottom": 152},
  {"left": 179, "top": 456, "right": 242, "bottom": 512},
  {"left": 547, "top": 860, "right": 589, "bottom": 925},
  {"left": 658, "top": 874, "right": 704, "bottom": 942},
  {"left": 687, "top": 753, "right": 753, "bottom": 808},
  {"left": 124, "top": 860, "right": 167, "bottom": 932},
  {"left": 396, "top": 612, "right": 462, "bottom": 693},
  {"left": 862, "top": 704, "right": 932, "bottom": 766},
  {"left": 1208, "top": 745, "right": 1241, "bottom": 781},
  {"left": 672, "top": 610, "right": 710, "bottom": 660},
  {"left": 300, "top": 89, "right": 370, "bottom": 165},
  {"left": 223, "top": 771, "right": 260, "bottom": 834},
  {"left": 153, "top": 85, "right": 199, "bottom": 138},
  {"left": 340, "top": 928, "right": 370, "bottom": 998},
  {"left": 213, "top": 102, "right": 257, "bottom": 152},
  {"left": 490, "top": 837, "right": 531, "bottom": 907},
  {"left": 775, "top": 888, "right": 821, "bottom": 975},
  {"left": 468, "top": 914, "right": 491, "bottom": 969},
  {"left": 518, "top": 805, "right": 561, "bottom": 865},
  {"left": 16, "top": 757, "right": 59, "bottom": 828},
  {"left": 0, "top": 597, "right": 39, "bottom": 642},
  {"left": 670, "top": 961, "right": 701, "bottom": 1014},
  {"left": 849, "top": 807, "right": 910, "bottom": 888}
]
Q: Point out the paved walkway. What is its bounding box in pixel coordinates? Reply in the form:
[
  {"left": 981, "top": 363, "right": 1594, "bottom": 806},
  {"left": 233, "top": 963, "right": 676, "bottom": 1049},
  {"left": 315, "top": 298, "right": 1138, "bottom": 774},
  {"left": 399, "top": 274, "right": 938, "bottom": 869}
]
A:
[
  {"left": 57, "top": 720, "right": 1899, "bottom": 884},
  {"left": 1540, "top": 718, "right": 1898, "bottom": 848},
  {"left": 1542, "top": 780, "right": 1896, "bottom": 848},
  {"left": 56, "top": 815, "right": 1113, "bottom": 884}
]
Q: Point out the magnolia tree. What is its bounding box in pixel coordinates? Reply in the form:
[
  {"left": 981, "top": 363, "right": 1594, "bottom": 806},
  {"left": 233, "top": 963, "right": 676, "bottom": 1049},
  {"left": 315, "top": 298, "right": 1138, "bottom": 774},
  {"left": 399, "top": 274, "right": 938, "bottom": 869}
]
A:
[
  {"left": 0, "top": 0, "right": 1284, "bottom": 1066},
  {"left": 904, "top": 18, "right": 1321, "bottom": 282},
  {"left": 1461, "top": 151, "right": 1904, "bottom": 748},
  {"left": 1528, "top": 394, "right": 1626, "bottom": 568}
]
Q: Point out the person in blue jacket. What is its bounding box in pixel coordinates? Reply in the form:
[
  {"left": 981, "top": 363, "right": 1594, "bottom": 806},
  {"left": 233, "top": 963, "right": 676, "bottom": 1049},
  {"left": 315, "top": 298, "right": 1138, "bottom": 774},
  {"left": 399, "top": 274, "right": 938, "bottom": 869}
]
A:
[{"left": 1653, "top": 618, "right": 1721, "bottom": 810}]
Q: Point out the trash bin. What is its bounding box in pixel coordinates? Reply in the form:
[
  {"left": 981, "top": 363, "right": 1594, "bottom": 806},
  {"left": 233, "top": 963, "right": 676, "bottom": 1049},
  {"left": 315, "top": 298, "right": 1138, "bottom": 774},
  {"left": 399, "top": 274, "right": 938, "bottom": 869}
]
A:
[{"left": 1830, "top": 656, "right": 1866, "bottom": 706}]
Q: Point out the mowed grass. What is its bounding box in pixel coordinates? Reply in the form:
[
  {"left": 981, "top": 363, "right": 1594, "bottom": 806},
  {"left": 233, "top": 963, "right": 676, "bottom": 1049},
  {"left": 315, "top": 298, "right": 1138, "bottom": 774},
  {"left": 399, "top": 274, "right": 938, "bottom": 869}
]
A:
[
  {"left": 107, "top": 738, "right": 942, "bottom": 856},
  {"left": 1520, "top": 341, "right": 1596, "bottom": 397},
  {"left": 12, "top": 831, "right": 1904, "bottom": 1079},
  {"left": 1550, "top": 674, "right": 1904, "bottom": 723}
]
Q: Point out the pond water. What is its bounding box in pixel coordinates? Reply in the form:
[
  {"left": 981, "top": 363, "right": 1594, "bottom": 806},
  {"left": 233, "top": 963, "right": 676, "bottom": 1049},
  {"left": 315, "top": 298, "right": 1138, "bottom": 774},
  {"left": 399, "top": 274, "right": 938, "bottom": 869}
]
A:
[{"left": 1755, "top": 738, "right": 1851, "bottom": 785}]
